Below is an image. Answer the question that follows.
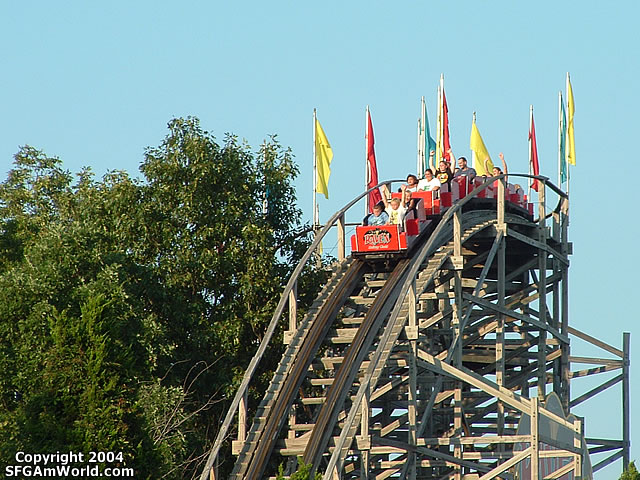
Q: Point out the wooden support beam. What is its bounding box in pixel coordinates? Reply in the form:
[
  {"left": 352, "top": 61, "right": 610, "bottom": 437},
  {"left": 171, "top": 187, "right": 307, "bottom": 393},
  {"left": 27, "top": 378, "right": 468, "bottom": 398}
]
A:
[
  {"left": 592, "top": 450, "right": 624, "bottom": 473},
  {"left": 569, "top": 374, "right": 623, "bottom": 408},
  {"left": 374, "top": 437, "right": 493, "bottom": 474},
  {"left": 476, "top": 446, "right": 531, "bottom": 480},
  {"left": 289, "top": 280, "right": 298, "bottom": 332},
  {"left": 497, "top": 178, "right": 505, "bottom": 227},
  {"left": 462, "top": 293, "right": 569, "bottom": 344},
  {"left": 421, "top": 435, "right": 532, "bottom": 446},
  {"left": 567, "top": 326, "right": 624, "bottom": 358},
  {"left": 570, "top": 364, "right": 622, "bottom": 378},
  {"left": 507, "top": 229, "right": 569, "bottom": 266},
  {"left": 623, "top": 332, "right": 631, "bottom": 470},
  {"left": 543, "top": 459, "right": 575, "bottom": 480},
  {"left": 585, "top": 438, "right": 626, "bottom": 447},
  {"left": 359, "top": 385, "right": 370, "bottom": 480},
  {"left": 408, "top": 279, "right": 417, "bottom": 480},
  {"left": 337, "top": 214, "right": 345, "bottom": 261},
  {"left": 537, "top": 186, "right": 547, "bottom": 403},
  {"left": 532, "top": 397, "right": 539, "bottom": 480},
  {"left": 568, "top": 356, "right": 623, "bottom": 367},
  {"left": 416, "top": 348, "right": 532, "bottom": 415},
  {"left": 573, "top": 418, "right": 582, "bottom": 479},
  {"left": 497, "top": 223, "right": 506, "bottom": 442}
]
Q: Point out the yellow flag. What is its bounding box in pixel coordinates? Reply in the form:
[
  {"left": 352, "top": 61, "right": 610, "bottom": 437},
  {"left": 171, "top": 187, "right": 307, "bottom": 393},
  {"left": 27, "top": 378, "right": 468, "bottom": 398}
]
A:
[
  {"left": 567, "top": 76, "right": 576, "bottom": 166},
  {"left": 469, "top": 121, "right": 493, "bottom": 176},
  {"left": 315, "top": 118, "right": 333, "bottom": 199}
]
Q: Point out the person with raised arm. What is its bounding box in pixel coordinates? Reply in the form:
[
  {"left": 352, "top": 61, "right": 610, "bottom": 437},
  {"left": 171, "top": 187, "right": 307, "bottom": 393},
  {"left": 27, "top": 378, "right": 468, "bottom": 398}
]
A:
[
  {"left": 435, "top": 151, "right": 453, "bottom": 192},
  {"left": 486, "top": 152, "right": 508, "bottom": 181},
  {"left": 380, "top": 183, "right": 409, "bottom": 229}
]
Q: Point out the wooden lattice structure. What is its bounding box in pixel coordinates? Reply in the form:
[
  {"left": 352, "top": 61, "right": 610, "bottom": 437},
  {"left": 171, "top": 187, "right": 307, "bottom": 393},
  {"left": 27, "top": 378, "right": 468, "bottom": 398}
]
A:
[{"left": 201, "top": 175, "right": 630, "bottom": 480}]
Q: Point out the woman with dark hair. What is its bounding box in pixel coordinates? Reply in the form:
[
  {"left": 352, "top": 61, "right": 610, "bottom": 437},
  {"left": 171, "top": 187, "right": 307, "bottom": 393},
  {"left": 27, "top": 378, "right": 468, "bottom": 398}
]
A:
[
  {"left": 436, "top": 158, "right": 453, "bottom": 192},
  {"left": 486, "top": 152, "right": 508, "bottom": 181},
  {"left": 404, "top": 174, "right": 420, "bottom": 192}
]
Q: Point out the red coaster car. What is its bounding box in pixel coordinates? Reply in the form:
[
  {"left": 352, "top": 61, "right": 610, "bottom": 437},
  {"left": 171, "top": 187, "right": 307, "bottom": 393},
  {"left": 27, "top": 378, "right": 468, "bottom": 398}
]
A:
[{"left": 351, "top": 197, "right": 430, "bottom": 255}]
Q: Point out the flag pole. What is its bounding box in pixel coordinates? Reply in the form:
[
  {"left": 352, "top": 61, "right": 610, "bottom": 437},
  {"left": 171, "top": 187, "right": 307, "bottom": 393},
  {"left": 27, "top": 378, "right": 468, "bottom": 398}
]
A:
[
  {"left": 421, "top": 96, "right": 426, "bottom": 175},
  {"left": 440, "top": 74, "right": 445, "bottom": 164},
  {"left": 416, "top": 117, "right": 421, "bottom": 178},
  {"left": 565, "top": 72, "right": 571, "bottom": 197},
  {"left": 365, "top": 105, "right": 370, "bottom": 216},
  {"left": 471, "top": 111, "right": 477, "bottom": 172},
  {"left": 528, "top": 105, "right": 533, "bottom": 203},
  {"left": 436, "top": 79, "right": 442, "bottom": 168},
  {"left": 313, "top": 108, "right": 318, "bottom": 230},
  {"left": 417, "top": 99, "right": 421, "bottom": 177},
  {"left": 557, "top": 91, "right": 562, "bottom": 189}
]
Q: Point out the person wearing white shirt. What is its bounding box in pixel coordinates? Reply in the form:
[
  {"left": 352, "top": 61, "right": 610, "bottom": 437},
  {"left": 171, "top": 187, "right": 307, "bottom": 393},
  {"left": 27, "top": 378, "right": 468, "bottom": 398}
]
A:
[{"left": 417, "top": 169, "right": 441, "bottom": 192}]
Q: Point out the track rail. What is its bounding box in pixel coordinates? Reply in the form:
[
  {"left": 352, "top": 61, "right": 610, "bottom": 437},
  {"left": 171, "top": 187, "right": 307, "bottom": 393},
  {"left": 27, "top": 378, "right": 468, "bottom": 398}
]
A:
[
  {"left": 200, "top": 174, "right": 577, "bottom": 480},
  {"left": 302, "top": 258, "right": 412, "bottom": 465},
  {"left": 234, "top": 259, "right": 366, "bottom": 479}
]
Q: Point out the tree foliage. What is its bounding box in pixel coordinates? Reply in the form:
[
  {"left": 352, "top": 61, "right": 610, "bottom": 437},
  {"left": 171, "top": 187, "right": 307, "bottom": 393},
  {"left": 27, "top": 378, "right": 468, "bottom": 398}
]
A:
[
  {"left": 621, "top": 462, "right": 640, "bottom": 480},
  {"left": 0, "top": 117, "right": 327, "bottom": 478},
  {"left": 277, "top": 458, "right": 322, "bottom": 480}
]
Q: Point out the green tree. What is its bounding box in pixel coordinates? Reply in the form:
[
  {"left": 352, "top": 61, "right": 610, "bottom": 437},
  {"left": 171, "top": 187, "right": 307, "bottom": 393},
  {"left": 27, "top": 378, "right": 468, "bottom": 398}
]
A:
[
  {"left": 277, "top": 458, "right": 322, "bottom": 480},
  {"left": 621, "top": 462, "right": 640, "bottom": 480},
  {"left": 0, "top": 118, "right": 327, "bottom": 478}
]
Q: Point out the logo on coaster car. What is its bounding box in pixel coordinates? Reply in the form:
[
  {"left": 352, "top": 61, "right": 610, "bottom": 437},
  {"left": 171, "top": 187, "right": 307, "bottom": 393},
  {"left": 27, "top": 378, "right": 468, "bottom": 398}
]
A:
[{"left": 363, "top": 228, "right": 392, "bottom": 246}]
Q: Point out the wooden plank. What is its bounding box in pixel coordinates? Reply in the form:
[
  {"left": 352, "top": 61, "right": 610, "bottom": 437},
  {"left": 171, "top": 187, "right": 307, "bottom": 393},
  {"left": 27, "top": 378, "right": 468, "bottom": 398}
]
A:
[
  {"left": 463, "top": 452, "right": 516, "bottom": 460},
  {"left": 539, "top": 450, "right": 575, "bottom": 458},
  {"left": 542, "top": 459, "right": 575, "bottom": 480},
  {"left": 570, "top": 364, "right": 621, "bottom": 378},
  {"left": 463, "top": 293, "right": 569, "bottom": 344},
  {"left": 416, "top": 348, "right": 532, "bottom": 415},
  {"left": 238, "top": 389, "right": 248, "bottom": 442},
  {"left": 531, "top": 397, "right": 539, "bottom": 480},
  {"left": 546, "top": 349, "right": 562, "bottom": 362},
  {"left": 570, "top": 374, "right": 623, "bottom": 408},
  {"left": 477, "top": 446, "right": 531, "bottom": 480},
  {"left": 497, "top": 226, "right": 506, "bottom": 439},
  {"left": 288, "top": 280, "right": 297, "bottom": 331},
  {"left": 421, "top": 435, "right": 532, "bottom": 445},
  {"left": 568, "top": 356, "right": 623, "bottom": 367},
  {"left": 588, "top": 445, "right": 618, "bottom": 454},
  {"left": 375, "top": 437, "right": 493, "bottom": 473},
  {"left": 567, "top": 326, "right": 624, "bottom": 358},
  {"left": 592, "top": 450, "right": 623, "bottom": 473},
  {"left": 337, "top": 214, "right": 345, "bottom": 261},
  {"left": 537, "top": 432, "right": 582, "bottom": 455}
]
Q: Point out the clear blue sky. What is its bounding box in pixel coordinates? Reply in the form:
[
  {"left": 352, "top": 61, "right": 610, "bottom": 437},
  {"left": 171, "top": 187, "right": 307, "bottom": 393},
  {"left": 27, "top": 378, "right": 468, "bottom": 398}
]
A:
[{"left": 2, "top": 1, "right": 637, "bottom": 475}]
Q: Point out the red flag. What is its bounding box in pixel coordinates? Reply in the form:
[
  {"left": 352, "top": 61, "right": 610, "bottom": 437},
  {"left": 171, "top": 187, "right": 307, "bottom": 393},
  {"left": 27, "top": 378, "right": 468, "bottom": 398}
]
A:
[
  {"left": 529, "top": 111, "right": 540, "bottom": 192},
  {"left": 442, "top": 89, "right": 451, "bottom": 161},
  {"left": 367, "top": 110, "right": 382, "bottom": 213}
]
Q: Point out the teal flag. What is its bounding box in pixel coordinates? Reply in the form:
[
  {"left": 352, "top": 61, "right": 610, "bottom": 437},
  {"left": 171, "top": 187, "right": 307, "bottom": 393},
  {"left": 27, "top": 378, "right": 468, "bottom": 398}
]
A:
[
  {"left": 419, "top": 98, "right": 437, "bottom": 176},
  {"left": 424, "top": 106, "right": 436, "bottom": 162},
  {"left": 560, "top": 99, "right": 568, "bottom": 183}
]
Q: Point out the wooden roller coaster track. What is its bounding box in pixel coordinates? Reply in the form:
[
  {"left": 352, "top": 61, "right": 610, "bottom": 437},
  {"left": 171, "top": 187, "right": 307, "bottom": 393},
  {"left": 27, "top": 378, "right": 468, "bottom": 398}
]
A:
[{"left": 200, "top": 175, "right": 630, "bottom": 480}]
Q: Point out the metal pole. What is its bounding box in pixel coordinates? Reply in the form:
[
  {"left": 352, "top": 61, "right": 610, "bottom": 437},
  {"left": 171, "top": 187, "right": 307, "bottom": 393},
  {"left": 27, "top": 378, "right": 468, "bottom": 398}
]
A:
[
  {"left": 566, "top": 73, "right": 571, "bottom": 197},
  {"left": 558, "top": 91, "right": 563, "bottom": 188},
  {"left": 313, "top": 108, "right": 318, "bottom": 229}
]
